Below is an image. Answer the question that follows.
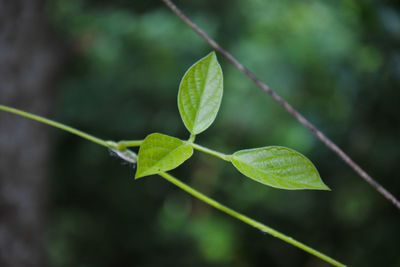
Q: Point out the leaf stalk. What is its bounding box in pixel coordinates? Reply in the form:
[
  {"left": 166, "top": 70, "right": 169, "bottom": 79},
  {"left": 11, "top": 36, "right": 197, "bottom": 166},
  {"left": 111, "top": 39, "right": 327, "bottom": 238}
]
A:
[{"left": 191, "top": 142, "right": 231, "bottom": 161}]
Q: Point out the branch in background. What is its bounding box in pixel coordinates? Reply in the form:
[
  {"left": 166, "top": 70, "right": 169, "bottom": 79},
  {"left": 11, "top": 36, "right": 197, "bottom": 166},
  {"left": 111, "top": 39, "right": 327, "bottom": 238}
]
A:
[{"left": 161, "top": 0, "right": 400, "bottom": 211}]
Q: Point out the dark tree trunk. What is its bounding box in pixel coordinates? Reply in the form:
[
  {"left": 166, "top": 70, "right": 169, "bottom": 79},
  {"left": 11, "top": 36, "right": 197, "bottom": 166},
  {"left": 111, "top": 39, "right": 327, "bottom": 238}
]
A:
[{"left": 0, "top": 0, "right": 63, "bottom": 266}]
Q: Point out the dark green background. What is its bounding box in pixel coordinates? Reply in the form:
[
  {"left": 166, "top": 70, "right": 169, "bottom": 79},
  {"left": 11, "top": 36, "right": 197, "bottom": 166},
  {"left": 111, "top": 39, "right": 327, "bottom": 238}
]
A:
[{"left": 45, "top": 0, "right": 400, "bottom": 266}]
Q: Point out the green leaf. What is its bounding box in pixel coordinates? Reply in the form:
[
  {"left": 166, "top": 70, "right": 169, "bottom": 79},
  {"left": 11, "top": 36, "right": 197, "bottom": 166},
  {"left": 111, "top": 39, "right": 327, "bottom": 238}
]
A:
[
  {"left": 135, "top": 133, "right": 193, "bottom": 178},
  {"left": 178, "top": 51, "right": 223, "bottom": 135},
  {"left": 231, "top": 146, "right": 330, "bottom": 190}
]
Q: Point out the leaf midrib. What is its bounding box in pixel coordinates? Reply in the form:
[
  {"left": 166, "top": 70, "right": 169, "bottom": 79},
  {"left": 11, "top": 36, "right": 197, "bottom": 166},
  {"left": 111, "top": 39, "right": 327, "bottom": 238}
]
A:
[{"left": 192, "top": 56, "right": 215, "bottom": 132}]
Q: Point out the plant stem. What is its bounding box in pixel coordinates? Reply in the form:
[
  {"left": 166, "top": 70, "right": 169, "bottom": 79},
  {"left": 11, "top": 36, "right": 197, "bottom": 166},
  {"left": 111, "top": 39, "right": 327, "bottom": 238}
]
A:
[
  {"left": 117, "top": 140, "right": 143, "bottom": 150},
  {"left": 0, "top": 104, "right": 346, "bottom": 266},
  {"left": 191, "top": 143, "right": 231, "bottom": 161},
  {"left": 117, "top": 139, "right": 233, "bottom": 163},
  {"left": 159, "top": 171, "right": 346, "bottom": 267},
  {"left": 0, "top": 104, "right": 113, "bottom": 149},
  {"left": 188, "top": 134, "right": 196, "bottom": 143}
]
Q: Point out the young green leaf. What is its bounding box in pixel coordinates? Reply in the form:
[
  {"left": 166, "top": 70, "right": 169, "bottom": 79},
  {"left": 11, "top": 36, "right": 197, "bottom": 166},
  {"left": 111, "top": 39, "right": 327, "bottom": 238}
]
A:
[
  {"left": 135, "top": 133, "right": 193, "bottom": 178},
  {"left": 231, "top": 146, "right": 330, "bottom": 190},
  {"left": 178, "top": 51, "right": 223, "bottom": 135}
]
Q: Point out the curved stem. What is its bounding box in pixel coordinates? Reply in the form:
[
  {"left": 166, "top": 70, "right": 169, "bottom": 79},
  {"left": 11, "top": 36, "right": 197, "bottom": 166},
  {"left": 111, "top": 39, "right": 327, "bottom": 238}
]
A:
[
  {"left": 159, "top": 172, "right": 346, "bottom": 267},
  {"left": 0, "top": 105, "right": 113, "bottom": 149},
  {"left": 191, "top": 142, "right": 231, "bottom": 161}
]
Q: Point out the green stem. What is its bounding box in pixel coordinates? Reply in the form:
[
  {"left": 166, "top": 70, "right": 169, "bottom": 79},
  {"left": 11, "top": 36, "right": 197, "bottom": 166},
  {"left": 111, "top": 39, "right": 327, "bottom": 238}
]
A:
[
  {"left": 0, "top": 104, "right": 114, "bottom": 149},
  {"left": 0, "top": 104, "right": 346, "bottom": 266},
  {"left": 116, "top": 139, "right": 233, "bottom": 164},
  {"left": 188, "top": 134, "right": 196, "bottom": 143},
  {"left": 159, "top": 172, "right": 346, "bottom": 267},
  {"left": 191, "top": 142, "right": 231, "bottom": 161},
  {"left": 117, "top": 140, "right": 143, "bottom": 150}
]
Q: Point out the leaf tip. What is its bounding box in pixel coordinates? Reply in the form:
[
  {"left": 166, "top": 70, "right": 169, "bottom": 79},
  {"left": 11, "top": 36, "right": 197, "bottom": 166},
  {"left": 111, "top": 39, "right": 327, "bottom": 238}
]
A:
[
  {"left": 208, "top": 51, "right": 219, "bottom": 63},
  {"left": 320, "top": 183, "right": 331, "bottom": 191},
  {"left": 134, "top": 172, "right": 144, "bottom": 179}
]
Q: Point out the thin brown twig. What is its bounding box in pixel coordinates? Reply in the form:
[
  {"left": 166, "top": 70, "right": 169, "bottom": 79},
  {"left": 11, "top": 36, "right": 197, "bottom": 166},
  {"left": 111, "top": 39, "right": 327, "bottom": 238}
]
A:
[{"left": 161, "top": 0, "right": 400, "bottom": 210}]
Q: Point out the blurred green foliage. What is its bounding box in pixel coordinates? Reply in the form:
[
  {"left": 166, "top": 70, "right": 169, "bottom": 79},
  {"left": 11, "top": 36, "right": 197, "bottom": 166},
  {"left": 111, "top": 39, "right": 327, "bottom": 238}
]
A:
[{"left": 45, "top": 0, "right": 400, "bottom": 266}]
